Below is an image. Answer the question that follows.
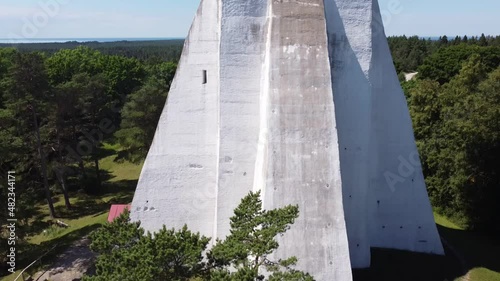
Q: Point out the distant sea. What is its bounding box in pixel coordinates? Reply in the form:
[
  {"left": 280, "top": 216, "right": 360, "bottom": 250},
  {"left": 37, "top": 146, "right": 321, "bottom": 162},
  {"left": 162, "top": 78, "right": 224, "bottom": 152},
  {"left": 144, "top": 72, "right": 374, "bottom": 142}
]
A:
[
  {"left": 0, "top": 36, "right": 453, "bottom": 44},
  {"left": 0, "top": 38, "right": 183, "bottom": 44}
]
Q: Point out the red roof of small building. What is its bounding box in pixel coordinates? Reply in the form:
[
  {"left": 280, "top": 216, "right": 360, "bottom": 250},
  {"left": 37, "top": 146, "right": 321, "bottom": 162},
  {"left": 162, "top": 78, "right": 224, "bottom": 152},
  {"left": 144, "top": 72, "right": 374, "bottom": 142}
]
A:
[{"left": 107, "top": 204, "right": 131, "bottom": 222}]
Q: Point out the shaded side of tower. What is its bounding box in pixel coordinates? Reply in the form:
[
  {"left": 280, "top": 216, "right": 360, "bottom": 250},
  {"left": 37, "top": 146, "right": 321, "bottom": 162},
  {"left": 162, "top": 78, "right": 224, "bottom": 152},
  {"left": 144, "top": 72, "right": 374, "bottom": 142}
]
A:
[{"left": 325, "top": 0, "right": 445, "bottom": 269}]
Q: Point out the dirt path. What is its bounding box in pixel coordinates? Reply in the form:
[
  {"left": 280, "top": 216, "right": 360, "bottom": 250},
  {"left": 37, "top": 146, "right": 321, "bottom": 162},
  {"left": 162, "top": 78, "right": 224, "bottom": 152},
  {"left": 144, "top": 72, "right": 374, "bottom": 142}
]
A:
[{"left": 32, "top": 238, "right": 95, "bottom": 281}]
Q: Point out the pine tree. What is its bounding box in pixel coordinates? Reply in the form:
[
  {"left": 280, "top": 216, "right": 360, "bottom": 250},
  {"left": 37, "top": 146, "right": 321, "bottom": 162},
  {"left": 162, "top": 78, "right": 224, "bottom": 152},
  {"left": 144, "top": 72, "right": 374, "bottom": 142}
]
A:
[
  {"left": 3, "top": 52, "right": 57, "bottom": 218},
  {"left": 440, "top": 35, "right": 449, "bottom": 45},
  {"left": 78, "top": 73, "right": 112, "bottom": 194},
  {"left": 208, "top": 191, "right": 314, "bottom": 281},
  {"left": 479, "top": 33, "right": 488, "bottom": 46},
  {"left": 84, "top": 192, "right": 315, "bottom": 280},
  {"left": 115, "top": 62, "right": 176, "bottom": 162}
]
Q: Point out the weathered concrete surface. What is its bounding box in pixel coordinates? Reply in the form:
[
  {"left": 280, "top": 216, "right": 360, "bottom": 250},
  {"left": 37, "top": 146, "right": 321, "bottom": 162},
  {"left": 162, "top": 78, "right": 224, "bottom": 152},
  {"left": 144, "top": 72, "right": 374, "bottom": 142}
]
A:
[
  {"left": 130, "top": 0, "right": 220, "bottom": 236},
  {"left": 216, "top": 0, "right": 268, "bottom": 240},
  {"left": 131, "top": 0, "right": 444, "bottom": 279},
  {"left": 263, "top": 1, "right": 352, "bottom": 280},
  {"left": 325, "top": 0, "right": 374, "bottom": 268}
]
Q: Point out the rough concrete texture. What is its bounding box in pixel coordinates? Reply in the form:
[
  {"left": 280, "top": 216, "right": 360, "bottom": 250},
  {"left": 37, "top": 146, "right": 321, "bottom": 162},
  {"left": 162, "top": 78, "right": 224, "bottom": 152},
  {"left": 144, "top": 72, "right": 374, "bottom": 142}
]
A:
[
  {"left": 264, "top": 1, "right": 352, "bottom": 280},
  {"left": 367, "top": 0, "right": 444, "bottom": 259},
  {"left": 216, "top": 0, "right": 268, "bottom": 240},
  {"left": 131, "top": 0, "right": 444, "bottom": 280},
  {"left": 131, "top": 0, "right": 220, "bottom": 237}
]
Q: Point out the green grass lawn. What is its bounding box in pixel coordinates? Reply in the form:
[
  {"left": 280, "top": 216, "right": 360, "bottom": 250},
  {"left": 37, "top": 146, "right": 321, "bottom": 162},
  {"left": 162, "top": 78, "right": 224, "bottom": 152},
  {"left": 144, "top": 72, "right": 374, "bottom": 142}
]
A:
[
  {"left": 99, "top": 143, "right": 144, "bottom": 182},
  {"left": 1, "top": 144, "right": 143, "bottom": 281},
  {"left": 466, "top": 268, "right": 500, "bottom": 281}
]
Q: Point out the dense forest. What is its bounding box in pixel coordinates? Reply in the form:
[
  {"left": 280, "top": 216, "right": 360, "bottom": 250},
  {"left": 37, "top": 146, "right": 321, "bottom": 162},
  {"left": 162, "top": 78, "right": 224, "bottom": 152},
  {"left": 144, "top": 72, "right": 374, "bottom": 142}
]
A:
[
  {"left": 0, "top": 35, "right": 499, "bottom": 277},
  {"left": 0, "top": 39, "right": 184, "bottom": 64},
  {"left": 398, "top": 37, "right": 500, "bottom": 232},
  {"left": 0, "top": 43, "right": 179, "bottom": 247},
  {"left": 388, "top": 34, "right": 500, "bottom": 74}
]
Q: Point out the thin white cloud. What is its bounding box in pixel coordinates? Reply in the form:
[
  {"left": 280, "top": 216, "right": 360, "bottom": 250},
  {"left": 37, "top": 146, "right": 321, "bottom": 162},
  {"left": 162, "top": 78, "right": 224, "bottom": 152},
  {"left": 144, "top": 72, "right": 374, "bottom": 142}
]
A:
[
  {"left": 0, "top": 5, "right": 38, "bottom": 18},
  {"left": 58, "top": 11, "right": 163, "bottom": 23}
]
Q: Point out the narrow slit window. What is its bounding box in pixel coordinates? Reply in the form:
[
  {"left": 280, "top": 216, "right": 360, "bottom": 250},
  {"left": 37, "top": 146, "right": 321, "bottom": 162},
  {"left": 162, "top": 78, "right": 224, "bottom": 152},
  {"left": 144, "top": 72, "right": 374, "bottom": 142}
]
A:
[{"left": 202, "top": 70, "right": 207, "bottom": 84}]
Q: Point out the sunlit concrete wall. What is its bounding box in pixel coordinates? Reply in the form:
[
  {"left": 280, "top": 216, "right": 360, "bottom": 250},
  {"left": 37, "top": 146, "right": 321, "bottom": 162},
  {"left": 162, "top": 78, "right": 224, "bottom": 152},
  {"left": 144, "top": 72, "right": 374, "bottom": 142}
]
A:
[
  {"left": 130, "top": 0, "right": 221, "bottom": 236},
  {"left": 215, "top": 0, "right": 269, "bottom": 240}
]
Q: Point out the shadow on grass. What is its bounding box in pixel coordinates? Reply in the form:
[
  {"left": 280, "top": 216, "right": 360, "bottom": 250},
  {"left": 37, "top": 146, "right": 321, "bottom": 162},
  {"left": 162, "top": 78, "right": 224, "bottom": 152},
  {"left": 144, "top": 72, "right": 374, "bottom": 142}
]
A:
[
  {"left": 22, "top": 179, "right": 137, "bottom": 241},
  {"left": 353, "top": 246, "right": 462, "bottom": 281},
  {"left": 54, "top": 200, "right": 109, "bottom": 220},
  {"left": 70, "top": 167, "right": 114, "bottom": 192},
  {"left": 0, "top": 152, "right": 139, "bottom": 278},
  {"left": 353, "top": 225, "right": 500, "bottom": 281},
  {"left": 97, "top": 146, "right": 118, "bottom": 160},
  {"left": 113, "top": 150, "right": 145, "bottom": 165},
  {"left": 98, "top": 179, "right": 137, "bottom": 205},
  {"left": 54, "top": 179, "right": 137, "bottom": 220},
  {"left": 437, "top": 225, "right": 500, "bottom": 275},
  {"left": 101, "top": 179, "right": 137, "bottom": 195}
]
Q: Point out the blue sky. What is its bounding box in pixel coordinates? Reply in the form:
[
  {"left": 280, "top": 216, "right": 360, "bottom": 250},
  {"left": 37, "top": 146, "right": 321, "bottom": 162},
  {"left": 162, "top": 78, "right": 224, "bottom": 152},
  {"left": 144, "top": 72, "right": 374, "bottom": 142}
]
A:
[{"left": 0, "top": 0, "right": 498, "bottom": 39}]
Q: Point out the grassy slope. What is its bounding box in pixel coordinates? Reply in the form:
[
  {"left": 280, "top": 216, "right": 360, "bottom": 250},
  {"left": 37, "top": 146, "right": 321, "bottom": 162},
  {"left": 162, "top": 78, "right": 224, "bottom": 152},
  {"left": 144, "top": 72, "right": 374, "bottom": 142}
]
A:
[
  {"left": 468, "top": 268, "right": 500, "bottom": 281},
  {"left": 1, "top": 145, "right": 143, "bottom": 281},
  {"left": 435, "top": 213, "right": 500, "bottom": 281},
  {"left": 99, "top": 143, "right": 144, "bottom": 182}
]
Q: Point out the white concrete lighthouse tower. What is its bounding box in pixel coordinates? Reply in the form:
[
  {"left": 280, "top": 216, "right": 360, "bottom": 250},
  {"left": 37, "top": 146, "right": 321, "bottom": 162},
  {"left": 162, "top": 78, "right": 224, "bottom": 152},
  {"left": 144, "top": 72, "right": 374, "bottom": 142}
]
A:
[{"left": 131, "top": 1, "right": 444, "bottom": 280}]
